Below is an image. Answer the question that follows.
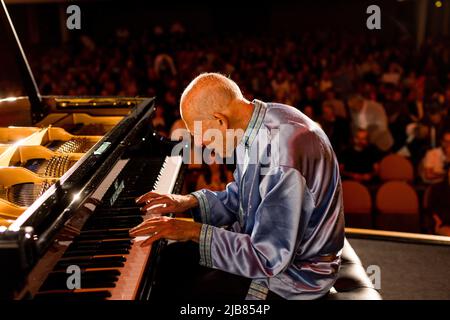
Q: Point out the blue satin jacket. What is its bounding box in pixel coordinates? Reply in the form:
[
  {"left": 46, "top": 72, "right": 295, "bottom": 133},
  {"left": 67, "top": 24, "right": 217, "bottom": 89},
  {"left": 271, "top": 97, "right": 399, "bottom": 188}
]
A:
[{"left": 191, "top": 99, "right": 345, "bottom": 300}]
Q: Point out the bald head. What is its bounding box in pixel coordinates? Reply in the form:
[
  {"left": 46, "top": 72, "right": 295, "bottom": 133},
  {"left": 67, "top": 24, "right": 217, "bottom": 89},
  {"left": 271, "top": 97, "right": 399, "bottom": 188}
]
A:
[
  {"left": 180, "top": 73, "right": 244, "bottom": 124},
  {"left": 178, "top": 73, "right": 254, "bottom": 158}
]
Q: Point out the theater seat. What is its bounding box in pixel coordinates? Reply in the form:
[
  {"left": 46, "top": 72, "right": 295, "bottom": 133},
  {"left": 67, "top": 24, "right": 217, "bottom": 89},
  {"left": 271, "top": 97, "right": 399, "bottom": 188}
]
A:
[{"left": 324, "top": 238, "right": 382, "bottom": 300}]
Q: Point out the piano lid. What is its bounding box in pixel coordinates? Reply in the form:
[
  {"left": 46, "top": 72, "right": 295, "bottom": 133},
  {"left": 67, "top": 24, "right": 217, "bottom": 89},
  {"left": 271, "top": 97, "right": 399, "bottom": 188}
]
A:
[{"left": 0, "top": 0, "right": 43, "bottom": 121}]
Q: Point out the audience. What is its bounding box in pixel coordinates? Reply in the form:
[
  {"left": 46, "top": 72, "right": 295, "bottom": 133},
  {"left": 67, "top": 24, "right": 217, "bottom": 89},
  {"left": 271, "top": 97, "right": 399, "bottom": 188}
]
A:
[
  {"left": 348, "top": 94, "right": 394, "bottom": 152},
  {"left": 23, "top": 24, "right": 450, "bottom": 235},
  {"left": 340, "top": 129, "right": 382, "bottom": 183},
  {"left": 196, "top": 163, "right": 231, "bottom": 192},
  {"left": 318, "top": 103, "right": 351, "bottom": 158},
  {"left": 420, "top": 129, "right": 450, "bottom": 184}
]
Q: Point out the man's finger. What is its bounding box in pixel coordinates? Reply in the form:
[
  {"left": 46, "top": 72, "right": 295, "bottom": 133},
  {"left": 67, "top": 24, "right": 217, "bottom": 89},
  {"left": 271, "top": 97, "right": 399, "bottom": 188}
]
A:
[
  {"left": 129, "top": 218, "right": 160, "bottom": 233},
  {"left": 141, "top": 199, "right": 170, "bottom": 212},
  {"left": 143, "top": 205, "right": 174, "bottom": 216},
  {"left": 129, "top": 216, "right": 164, "bottom": 233},
  {"left": 135, "top": 191, "right": 163, "bottom": 204},
  {"left": 140, "top": 229, "right": 169, "bottom": 247},
  {"left": 140, "top": 196, "right": 167, "bottom": 207},
  {"left": 129, "top": 225, "right": 157, "bottom": 237}
]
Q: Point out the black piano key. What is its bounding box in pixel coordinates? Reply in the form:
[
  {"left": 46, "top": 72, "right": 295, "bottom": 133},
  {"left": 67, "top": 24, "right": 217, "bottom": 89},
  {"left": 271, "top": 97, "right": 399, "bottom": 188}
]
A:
[
  {"left": 52, "top": 263, "right": 121, "bottom": 272},
  {"left": 47, "top": 269, "right": 121, "bottom": 278},
  {"left": 34, "top": 290, "right": 112, "bottom": 300},
  {"left": 105, "top": 197, "right": 137, "bottom": 207},
  {"left": 88, "top": 215, "right": 144, "bottom": 222},
  {"left": 63, "top": 247, "right": 129, "bottom": 257},
  {"left": 68, "top": 242, "right": 131, "bottom": 252},
  {"left": 69, "top": 239, "right": 132, "bottom": 248},
  {"left": 55, "top": 259, "right": 125, "bottom": 270},
  {"left": 58, "top": 255, "right": 127, "bottom": 263},
  {"left": 83, "top": 215, "right": 143, "bottom": 227},
  {"left": 42, "top": 280, "right": 117, "bottom": 290},
  {"left": 76, "top": 229, "right": 131, "bottom": 240},
  {"left": 40, "top": 270, "right": 120, "bottom": 291},
  {"left": 95, "top": 207, "right": 143, "bottom": 215},
  {"left": 83, "top": 222, "right": 141, "bottom": 231}
]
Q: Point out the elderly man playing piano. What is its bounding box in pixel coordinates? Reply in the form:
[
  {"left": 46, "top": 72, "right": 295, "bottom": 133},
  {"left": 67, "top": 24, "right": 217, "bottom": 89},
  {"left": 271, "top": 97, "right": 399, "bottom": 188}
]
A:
[{"left": 129, "top": 73, "right": 344, "bottom": 300}]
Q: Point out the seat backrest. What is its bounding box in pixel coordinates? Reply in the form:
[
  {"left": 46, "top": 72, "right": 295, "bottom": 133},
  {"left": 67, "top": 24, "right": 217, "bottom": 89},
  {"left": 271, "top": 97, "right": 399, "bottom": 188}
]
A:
[
  {"left": 375, "top": 181, "right": 420, "bottom": 232},
  {"left": 376, "top": 181, "right": 419, "bottom": 214},
  {"left": 342, "top": 180, "right": 372, "bottom": 214},
  {"left": 379, "top": 154, "right": 414, "bottom": 182}
]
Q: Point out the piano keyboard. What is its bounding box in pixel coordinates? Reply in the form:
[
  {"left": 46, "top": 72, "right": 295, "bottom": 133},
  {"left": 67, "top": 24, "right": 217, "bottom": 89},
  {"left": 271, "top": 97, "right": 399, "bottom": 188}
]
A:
[{"left": 34, "top": 155, "right": 182, "bottom": 300}]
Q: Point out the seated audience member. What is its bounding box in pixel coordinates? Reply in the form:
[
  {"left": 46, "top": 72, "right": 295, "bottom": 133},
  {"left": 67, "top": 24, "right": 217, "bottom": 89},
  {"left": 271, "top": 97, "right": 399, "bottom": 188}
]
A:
[
  {"left": 196, "top": 163, "right": 227, "bottom": 192},
  {"left": 301, "top": 86, "right": 321, "bottom": 116},
  {"left": 397, "top": 122, "right": 432, "bottom": 167},
  {"left": 384, "top": 88, "right": 410, "bottom": 152},
  {"left": 348, "top": 95, "right": 394, "bottom": 152},
  {"left": 319, "top": 103, "right": 351, "bottom": 158},
  {"left": 423, "top": 102, "right": 447, "bottom": 149},
  {"left": 406, "top": 88, "right": 424, "bottom": 122},
  {"left": 302, "top": 105, "right": 317, "bottom": 122},
  {"left": 420, "top": 129, "right": 450, "bottom": 184},
  {"left": 340, "top": 129, "right": 382, "bottom": 182},
  {"left": 428, "top": 169, "right": 450, "bottom": 236},
  {"left": 322, "top": 89, "right": 347, "bottom": 119},
  {"left": 381, "top": 62, "right": 402, "bottom": 86}
]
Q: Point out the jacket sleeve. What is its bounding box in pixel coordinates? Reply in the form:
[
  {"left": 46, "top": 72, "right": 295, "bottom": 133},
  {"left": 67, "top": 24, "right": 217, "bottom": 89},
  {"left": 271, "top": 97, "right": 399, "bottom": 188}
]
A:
[
  {"left": 198, "top": 166, "right": 306, "bottom": 278},
  {"left": 190, "top": 167, "right": 241, "bottom": 227}
]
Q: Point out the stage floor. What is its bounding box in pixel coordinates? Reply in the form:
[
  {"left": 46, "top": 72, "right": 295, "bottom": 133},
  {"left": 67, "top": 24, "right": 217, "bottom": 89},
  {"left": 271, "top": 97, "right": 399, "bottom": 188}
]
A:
[{"left": 349, "top": 237, "right": 450, "bottom": 300}]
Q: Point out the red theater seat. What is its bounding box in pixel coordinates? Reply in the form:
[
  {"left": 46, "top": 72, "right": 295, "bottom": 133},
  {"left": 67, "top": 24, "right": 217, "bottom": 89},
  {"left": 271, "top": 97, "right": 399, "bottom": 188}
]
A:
[
  {"left": 375, "top": 181, "right": 420, "bottom": 233},
  {"left": 342, "top": 180, "right": 373, "bottom": 228}
]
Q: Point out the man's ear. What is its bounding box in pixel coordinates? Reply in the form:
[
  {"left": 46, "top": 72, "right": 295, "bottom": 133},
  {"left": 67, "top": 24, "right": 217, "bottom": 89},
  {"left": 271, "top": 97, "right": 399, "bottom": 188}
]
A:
[{"left": 213, "top": 112, "right": 229, "bottom": 129}]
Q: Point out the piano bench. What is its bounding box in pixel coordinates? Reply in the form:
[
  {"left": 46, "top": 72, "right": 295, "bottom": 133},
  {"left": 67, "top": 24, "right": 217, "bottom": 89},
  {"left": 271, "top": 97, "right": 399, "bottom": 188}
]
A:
[{"left": 324, "top": 238, "right": 382, "bottom": 300}]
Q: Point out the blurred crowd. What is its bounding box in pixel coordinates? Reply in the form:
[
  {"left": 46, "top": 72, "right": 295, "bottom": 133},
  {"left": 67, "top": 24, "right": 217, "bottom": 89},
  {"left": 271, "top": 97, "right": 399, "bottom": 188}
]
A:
[{"left": 31, "top": 23, "right": 450, "bottom": 234}]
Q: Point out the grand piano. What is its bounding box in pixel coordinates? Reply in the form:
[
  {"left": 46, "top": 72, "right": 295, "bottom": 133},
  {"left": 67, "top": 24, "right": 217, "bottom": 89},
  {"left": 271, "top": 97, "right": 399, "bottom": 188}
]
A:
[
  {"left": 2, "top": 0, "right": 450, "bottom": 302},
  {"left": 0, "top": 0, "right": 184, "bottom": 300}
]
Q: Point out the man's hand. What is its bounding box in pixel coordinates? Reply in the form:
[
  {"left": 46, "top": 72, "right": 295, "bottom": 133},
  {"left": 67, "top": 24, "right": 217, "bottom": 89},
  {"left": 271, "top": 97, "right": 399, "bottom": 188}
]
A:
[
  {"left": 135, "top": 191, "right": 199, "bottom": 215},
  {"left": 129, "top": 216, "right": 202, "bottom": 247}
]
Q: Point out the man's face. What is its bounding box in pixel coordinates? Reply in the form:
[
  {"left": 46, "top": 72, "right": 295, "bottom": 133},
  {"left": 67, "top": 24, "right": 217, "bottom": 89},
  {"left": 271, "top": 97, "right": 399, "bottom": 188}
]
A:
[
  {"left": 430, "top": 113, "right": 442, "bottom": 125},
  {"left": 185, "top": 116, "right": 238, "bottom": 160},
  {"left": 442, "top": 133, "right": 450, "bottom": 156},
  {"left": 306, "top": 86, "right": 314, "bottom": 99},
  {"left": 322, "top": 105, "right": 334, "bottom": 121},
  {"left": 354, "top": 130, "right": 369, "bottom": 150}
]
